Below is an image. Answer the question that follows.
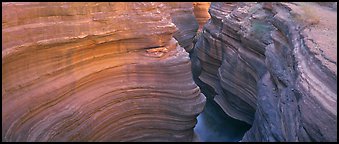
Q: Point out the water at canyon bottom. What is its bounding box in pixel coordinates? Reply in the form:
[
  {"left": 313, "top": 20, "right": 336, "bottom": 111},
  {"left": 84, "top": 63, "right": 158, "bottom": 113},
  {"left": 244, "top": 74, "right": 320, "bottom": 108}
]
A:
[{"left": 194, "top": 99, "right": 251, "bottom": 142}]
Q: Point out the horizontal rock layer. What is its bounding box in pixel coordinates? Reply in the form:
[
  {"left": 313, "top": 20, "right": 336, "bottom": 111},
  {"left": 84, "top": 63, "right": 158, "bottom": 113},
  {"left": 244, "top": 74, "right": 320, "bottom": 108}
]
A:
[
  {"left": 2, "top": 2, "right": 206, "bottom": 142},
  {"left": 191, "top": 2, "right": 337, "bottom": 142}
]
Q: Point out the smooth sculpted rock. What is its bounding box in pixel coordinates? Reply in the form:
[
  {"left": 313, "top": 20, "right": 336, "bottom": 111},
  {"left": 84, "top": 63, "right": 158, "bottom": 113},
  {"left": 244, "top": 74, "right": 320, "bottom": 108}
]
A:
[
  {"left": 165, "top": 2, "right": 199, "bottom": 52},
  {"left": 193, "top": 2, "right": 211, "bottom": 32},
  {"left": 2, "top": 2, "right": 206, "bottom": 142},
  {"left": 191, "top": 2, "right": 337, "bottom": 142},
  {"left": 192, "top": 2, "right": 259, "bottom": 125}
]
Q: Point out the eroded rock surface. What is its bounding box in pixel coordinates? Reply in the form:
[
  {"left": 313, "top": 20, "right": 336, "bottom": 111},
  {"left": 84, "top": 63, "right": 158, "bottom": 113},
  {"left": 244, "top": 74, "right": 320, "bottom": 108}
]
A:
[
  {"left": 2, "top": 2, "right": 206, "bottom": 142},
  {"left": 193, "top": 2, "right": 211, "bottom": 32},
  {"left": 166, "top": 2, "right": 199, "bottom": 52},
  {"left": 191, "top": 2, "right": 337, "bottom": 142}
]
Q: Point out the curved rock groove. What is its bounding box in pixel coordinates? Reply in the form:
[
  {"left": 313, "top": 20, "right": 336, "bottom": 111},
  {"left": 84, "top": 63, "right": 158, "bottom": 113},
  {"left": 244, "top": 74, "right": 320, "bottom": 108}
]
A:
[
  {"left": 2, "top": 2, "right": 206, "bottom": 142},
  {"left": 191, "top": 2, "right": 337, "bottom": 142}
]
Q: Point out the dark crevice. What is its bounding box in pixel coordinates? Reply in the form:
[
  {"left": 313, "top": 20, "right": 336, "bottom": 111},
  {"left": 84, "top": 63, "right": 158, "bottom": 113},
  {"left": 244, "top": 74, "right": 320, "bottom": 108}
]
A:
[{"left": 188, "top": 3, "right": 252, "bottom": 142}]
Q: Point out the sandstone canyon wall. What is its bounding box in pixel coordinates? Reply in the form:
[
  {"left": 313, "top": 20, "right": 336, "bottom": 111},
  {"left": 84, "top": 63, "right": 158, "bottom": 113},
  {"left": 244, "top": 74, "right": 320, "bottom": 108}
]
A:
[
  {"left": 166, "top": 2, "right": 199, "bottom": 52},
  {"left": 191, "top": 2, "right": 337, "bottom": 142},
  {"left": 2, "top": 2, "right": 337, "bottom": 142},
  {"left": 2, "top": 2, "right": 206, "bottom": 142},
  {"left": 193, "top": 2, "right": 211, "bottom": 32}
]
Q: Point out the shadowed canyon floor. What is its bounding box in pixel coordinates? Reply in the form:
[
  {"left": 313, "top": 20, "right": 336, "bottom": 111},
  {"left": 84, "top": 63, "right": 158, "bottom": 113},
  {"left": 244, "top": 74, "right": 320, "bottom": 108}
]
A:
[{"left": 194, "top": 99, "right": 251, "bottom": 142}]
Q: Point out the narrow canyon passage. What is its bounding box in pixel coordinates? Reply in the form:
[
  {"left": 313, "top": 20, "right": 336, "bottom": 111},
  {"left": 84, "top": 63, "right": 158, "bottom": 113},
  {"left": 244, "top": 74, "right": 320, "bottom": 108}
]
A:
[
  {"left": 189, "top": 2, "right": 337, "bottom": 142},
  {"left": 191, "top": 2, "right": 252, "bottom": 141},
  {"left": 194, "top": 99, "right": 251, "bottom": 142},
  {"left": 2, "top": 2, "right": 337, "bottom": 142}
]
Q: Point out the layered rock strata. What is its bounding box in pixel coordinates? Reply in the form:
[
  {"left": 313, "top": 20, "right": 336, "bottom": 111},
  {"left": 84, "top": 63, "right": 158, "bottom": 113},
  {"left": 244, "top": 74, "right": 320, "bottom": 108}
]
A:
[
  {"left": 193, "top": 2, "right": 211, "bottom": 32},
  {"left": 2, "top": 2, "right": 206, "bottom": 142},
  {"left": 191, "top": 2, "right": 337, "bottom": 142},
  {"left": 166, "top": 2, "right": 199, "bottom": 52}
]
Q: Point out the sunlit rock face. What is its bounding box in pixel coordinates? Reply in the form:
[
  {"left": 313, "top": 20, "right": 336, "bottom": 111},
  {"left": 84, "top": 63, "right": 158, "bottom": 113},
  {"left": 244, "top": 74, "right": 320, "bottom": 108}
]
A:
[
  {"left": 2, "top": 2, "right": 206, "bottom": 142},
  {"left": 193, "top": 2, "right": 211, "bottom": 32},
  {"left": 191, "top": 2, "right": 337, "bottom": 142}
]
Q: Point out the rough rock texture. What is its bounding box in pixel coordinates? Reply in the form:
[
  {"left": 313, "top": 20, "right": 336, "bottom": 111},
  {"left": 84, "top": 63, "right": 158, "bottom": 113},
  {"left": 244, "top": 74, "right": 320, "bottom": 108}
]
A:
[
  {"left": 191, "top": 2, "right": 337, "bottom": 142},
  {"left": 192, "top": 2, "right": 259, "bottom": 125},
  {"left": 193, "top": 2, "right": 211, "bottom": 32},
  {"left": 316, "top": 2, "right": 337, "bottom": 10},
  {"left": 166, "top": 2, "right": 199, "bottom": 52},
  {"left": 2, "top": 2, "right": 206, "bottom": 142}
]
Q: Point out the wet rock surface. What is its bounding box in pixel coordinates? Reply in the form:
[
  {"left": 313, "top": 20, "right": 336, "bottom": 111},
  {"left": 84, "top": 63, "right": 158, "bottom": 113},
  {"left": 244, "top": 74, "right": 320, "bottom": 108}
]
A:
[{"left": 194, "top": 98, "right": 251, "bottom": 142}]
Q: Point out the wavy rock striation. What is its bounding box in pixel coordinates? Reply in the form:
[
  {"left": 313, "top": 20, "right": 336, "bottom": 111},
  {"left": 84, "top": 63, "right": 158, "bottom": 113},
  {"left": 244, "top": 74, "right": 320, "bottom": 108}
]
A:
[
  {"left": 166, "top": 2, "right": 199, "bottom": 52},
  {"left": 2, "top": 2, "right": 206, "bottom": 142},
  {"left": 191, "top": 2, "right": 337, "bottom": 142},
  {"left": 193, "top": 2, "right": 211, "bottom": 32}
]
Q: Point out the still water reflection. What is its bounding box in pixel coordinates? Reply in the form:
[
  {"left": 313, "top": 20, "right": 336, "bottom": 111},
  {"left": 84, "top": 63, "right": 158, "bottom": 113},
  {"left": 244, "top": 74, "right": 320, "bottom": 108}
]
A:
[{"left": 194, "top": 99, "right": 251, "bottom": 142}]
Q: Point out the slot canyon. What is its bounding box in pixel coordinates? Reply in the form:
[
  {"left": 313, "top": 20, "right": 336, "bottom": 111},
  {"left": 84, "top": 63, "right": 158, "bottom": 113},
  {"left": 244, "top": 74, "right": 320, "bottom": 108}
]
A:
[{"left": 2, "top": 2, "right": 337, "bottom": 142}]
